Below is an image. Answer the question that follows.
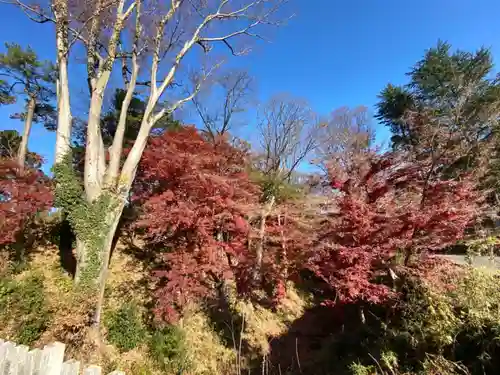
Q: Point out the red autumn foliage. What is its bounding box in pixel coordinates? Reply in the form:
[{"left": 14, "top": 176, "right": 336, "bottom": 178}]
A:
[
  {"left": 307, "top": 152, "right": 480, "bottom": 305},
  {"left": 254, "top": 200, "right": 318, "bottom": 303},
  {"left": 133, "top": 127, "right": 480, "bottom": 321},
  {"left": 0, "top": 158, "right": 53, "bottom": 246},
  {"left": 133, "top": 127, "right": 259, "bottom": 322}
]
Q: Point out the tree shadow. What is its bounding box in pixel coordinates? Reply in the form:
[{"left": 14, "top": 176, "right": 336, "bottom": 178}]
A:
[
  {"left": 250, "top": 270, "right": 395, "bottom": 375},
  {"left": 264, "top": 301, "right": 392, "bottom": 375},
  {"left": 54, "top": 219, "right": 77, "bottom": 277},
  {"left": 204, "top": 285, "right": 250, "bottom": 354}
]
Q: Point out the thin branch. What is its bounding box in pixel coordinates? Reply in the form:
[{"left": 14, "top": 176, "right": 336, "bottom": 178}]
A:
[
  {"left": 154, "top": 62, "right": 222, "bottom": 125},
  {"left": 123, "top": 0, "right": 136, "bottom": 19},
  {"left": 150, "top": 0, "right": 182, "bottom": 91},
  {"left": 223, "top": 39, "right": 250, "bottom": 56},
  {"left": 217, "top": 0, "right": 230, "bottom": 13},
  {"left": 3, "top": 0, "right": 91, "bottom": 47}
]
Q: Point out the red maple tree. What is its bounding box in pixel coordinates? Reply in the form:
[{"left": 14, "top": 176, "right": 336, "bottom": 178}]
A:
[
  {"left": 133, "top": 127, "right": 259, "bottom": 322},
  {"left": 251, "top": 199, "right": 318, "bottom": 303},
  {"left": 0, "top": 158, "right": 53, "bottom": 246},
  {"left": 307, "top": 152, "right": 480, "bottom": 305}
]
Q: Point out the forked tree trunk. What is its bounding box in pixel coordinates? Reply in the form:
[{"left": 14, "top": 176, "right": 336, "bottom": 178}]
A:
[{"left": 17, "top": 97, "right": 36, "bottom": 171}]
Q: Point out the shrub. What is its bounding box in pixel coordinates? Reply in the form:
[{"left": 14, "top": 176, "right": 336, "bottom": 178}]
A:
[
  {"left": 0, "top": 159, "right": 53, "bottom": 249},
  {"left": 134, "top": 127, "right": 259, "bottom": 322},
  {"left": 0, "top": 272, "right": 51, "bottom": 345},
  {"left": 149, "top": 325, "right": 189, "bottom": 372},
  {"left": 105, "top": 302, "right": 146, "bottom": 352},
  {"left": 310, "top": 152, "right": 480, "bottom": 306},
  {"left": 353, "top": 268, "right": 500, "bottom": 374},
  {"left": 349, "top": 362, "right": 376, "bottom": 375}
]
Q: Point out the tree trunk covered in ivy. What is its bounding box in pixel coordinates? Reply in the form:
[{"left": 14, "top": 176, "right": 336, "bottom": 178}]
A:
[
  {"left": 53, "top": 155, "right": 126, "bottom": 326},
  {"left": 92, "top": 202, "right": 125, "bottom": 326},
  {"left": 22, "top": 0, "right": 289, "bottom": 329}
]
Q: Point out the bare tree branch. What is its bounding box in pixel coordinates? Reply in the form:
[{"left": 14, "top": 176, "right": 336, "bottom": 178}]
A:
[
  {"left": 257, "top": 94, "right": 319, "bottom": 182},
  {"left": 192, "top": 69, "right": 253, "bottom": 141},
  {"left": 314, "top": 106, "right": 374, "bottom": 174}
]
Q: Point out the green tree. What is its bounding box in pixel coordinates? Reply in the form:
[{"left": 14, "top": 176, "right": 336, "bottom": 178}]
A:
[
  {"left": 375, "top": 84, "right": 416, "bottom": 149},
  {"left": 376, "top": 41, "right": 500, "bottom": 158},
  {"left": 0, "top": 130, "right": 41, "bottom": 169},
  {"left": 0, "top": 80, "right": 15, "bottom": 105},
  {"left": 0, "top": 43, "right": 56, "bottom": 170}
]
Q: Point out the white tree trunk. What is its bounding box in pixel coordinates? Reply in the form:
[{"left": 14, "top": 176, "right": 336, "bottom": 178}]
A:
[
  {"left": 54, "top": 54, "right": 72, "bottom": 163},
  {"left": 106, "top": 63, "right": 139, "bottom": 186},
  {"left": 84, "top": 92, "right": 106, "bottom": 201},
  {"left": 53, "top": 0, "right": 72, "bottom": 164},
  {"left": 254, "top": 195, "right": 275, "bottom": 282},
  {"left": 17, "top": 97, "right": 36, "bottom": 171}
]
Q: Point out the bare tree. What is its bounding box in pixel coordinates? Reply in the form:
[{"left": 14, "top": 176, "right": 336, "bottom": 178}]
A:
[
  {"left": 5, "top": 0, "right": 291, "bottom": 327},
  {"left": 314, "top": 105, "right": 374, "bottom": 174},
  {"left": 192, "top": 69, "right": 254, "bottom": 141},
  {"left": 257, "top": 94, "right": 319, "bottom": 182},
  {"left": 253, "top": 94, "right": 319, "bottom": 280}
]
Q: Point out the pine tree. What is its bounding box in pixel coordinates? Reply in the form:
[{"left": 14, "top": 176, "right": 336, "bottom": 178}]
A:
[
  {"left": 376, "top": 41, "right": 500, "bottom": 155},
  {"left": 0, "top": 43, "right": 56, "bottom": 170}
]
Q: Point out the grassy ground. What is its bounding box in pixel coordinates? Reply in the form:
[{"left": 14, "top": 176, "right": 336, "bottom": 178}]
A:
[{"left": 0, "top": 243, "right": 311, "bottom": 375}]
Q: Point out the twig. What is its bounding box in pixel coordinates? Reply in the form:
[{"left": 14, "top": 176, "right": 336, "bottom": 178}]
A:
[
  {"left": 368, "top": 352, "right": 387, "bottom": 375},
  {"left": 238, "top": 312, "right": 246, "bottom": 375},
  {"left": 295, "top": 337, "right": 302, "bottom": 373}
]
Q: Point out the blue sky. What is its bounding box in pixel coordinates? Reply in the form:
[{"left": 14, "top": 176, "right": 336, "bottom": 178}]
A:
[{"left": 1, "top": 0, "right": 500, "bottom": 172}]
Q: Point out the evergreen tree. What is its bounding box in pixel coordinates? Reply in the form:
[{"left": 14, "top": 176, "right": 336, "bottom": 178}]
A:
[
  {"left": 376, "top": 41, "right": 500, "bottom": 154},
  {"left": 0, "top": 43, "right": 56, "bottom": 170},
  {"left": 0, "top": 130, "right": 41, "bottom": 169}
]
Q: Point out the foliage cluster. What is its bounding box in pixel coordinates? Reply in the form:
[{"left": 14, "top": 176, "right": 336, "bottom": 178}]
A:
[
  {"left": 132, "top": 122, "right": 481, "bottom": 322},
  {"left": 347, "top": 267, "right": 500, "bottom": 375},
  {"left": 0, "top": 272, "right": 51, "bottom": 345},
  {"left": 134, "top": 126, "right": 259, "bottom": 321},
  {"left": 0, "top": 42, "right": 57, "bottom": 129},
  {"left": 0, "top": 158, "right": 53, "bottom": 249},
  {"left": 53, "top": 153, "right": 117, "bottom": 287},
  {"left": 306, "top": 152, "right": 480, "bottom": 305},
  {"left": 0, "top": 130, "right": 44, "bottom": 168},
  {"left": 103, "top": 299, "right": 192, "bottom": 373},
  {"left": 105, "top": 302, "right": 147, "bottom": 352},
  {"left": 148, "top": 325, "right": 189, "bottom": 373}
]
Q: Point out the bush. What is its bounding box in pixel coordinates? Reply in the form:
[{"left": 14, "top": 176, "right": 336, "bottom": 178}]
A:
[
  {"left": 0, "top": 158, "right": 53, "bottom": 248},
  {"left": 105, "top": 302, "right": 146, "bottom": 352},
  {"left": 352, "top": 268, "right": 500, "bottom": 375},
  {"left": 0, "top": 272, "right": 51, "bottom": 345},
  {"left": 149, "top": 325, "right": 189, "bottom": 372}
]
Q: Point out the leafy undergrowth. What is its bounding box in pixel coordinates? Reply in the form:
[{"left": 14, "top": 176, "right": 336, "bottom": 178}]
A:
[
  {"left": 0, "top": 271, "right": 51, "bottom": 345},
  {"left": 341, "top": 265, "right": 500, "bottom": 375},
  {"left": 0, "top": 244, "right": 312, "bottom": 375},
  {"left": 0, "top": 248, "right": 94, "bottom": 353},
  {"left": 4, "top": 243, "right": 500, "bottom": 375}
]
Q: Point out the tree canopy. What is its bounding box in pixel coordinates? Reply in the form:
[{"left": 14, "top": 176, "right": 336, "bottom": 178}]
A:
[
  {"left": 0, "top": 42, "right": 57, "bottom": 130},
  {"left": 376, "top": 41, "right": 500, "bottom": 154}
]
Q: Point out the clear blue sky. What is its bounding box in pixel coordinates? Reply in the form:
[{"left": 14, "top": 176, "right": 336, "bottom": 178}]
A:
[{"left": 1, "top": 0, "right": 500, "bottom": 172}]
